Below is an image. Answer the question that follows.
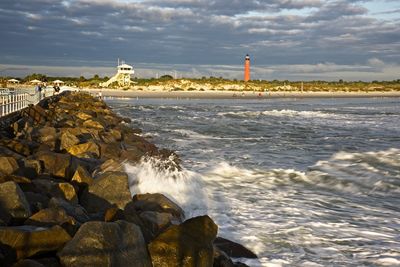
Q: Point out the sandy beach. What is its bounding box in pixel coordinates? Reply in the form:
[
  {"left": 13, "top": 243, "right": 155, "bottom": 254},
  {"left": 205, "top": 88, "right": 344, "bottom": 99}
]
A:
[{"left": 82, "top": 88, "right": 400, "bottom": 99}]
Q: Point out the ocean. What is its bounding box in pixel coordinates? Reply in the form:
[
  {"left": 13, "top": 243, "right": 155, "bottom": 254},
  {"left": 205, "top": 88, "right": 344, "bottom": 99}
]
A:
[{"left": 106, "top": 97, "right": 400, "bottom": 267}]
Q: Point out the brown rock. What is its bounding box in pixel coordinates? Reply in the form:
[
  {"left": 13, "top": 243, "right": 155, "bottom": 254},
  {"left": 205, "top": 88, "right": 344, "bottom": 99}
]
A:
[
  {"left": 48, "top": 197, "right": 90, "bottom": 223},
  {"left": 132, "top": 193, "right": 185, "bottom": 221},
  {"left": 34, "top": 151, "right": 72, "bottom": 180},
  {"left": 58, "top": 221, "right": 151, "bottom": 267},
  {"left": 0, "top": 156, "right": 19, "bottom": 175},
  {"left": 31, "top": 126, "right": 57, "bottom": 149},
  {"left": 12, "top": 259, "right": 45, "bottom": 267},
  {"left": 148, "top": 215, "right": 218, "bottom": 267},
  {"left": 80, "top": 171, "right": 132, "bottom": 213},
  {"left": 139, "top": 211, "right": 173, "bottom": 236},
  {"left": 75, "top": 112, "right": 92, "bottom": 121},
  {"left": 214, "top": 237, "right": 258, "bottom": 259},
  {"left": 83, "top": 119, "right": 104, "bottom": 130},
  {"left": 0, "top": 181, "right": 31, "bottom": 221},
  {"left": 59, "top": 131, "right": 80, "bottom": 151},
  {"left": 66, "top": 141, "right": 100, "bottom": 158},
  {"left": 71, "top": 165, "right": 93, "bottom": 187},
  {"left": 0, "top": 225, "right": 71, "bottom": 261}
]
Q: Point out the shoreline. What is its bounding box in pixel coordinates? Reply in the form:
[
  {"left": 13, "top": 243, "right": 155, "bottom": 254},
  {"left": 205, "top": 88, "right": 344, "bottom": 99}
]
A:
[{"left": 82, "top": 89, "right": 400, "bottom": 99}]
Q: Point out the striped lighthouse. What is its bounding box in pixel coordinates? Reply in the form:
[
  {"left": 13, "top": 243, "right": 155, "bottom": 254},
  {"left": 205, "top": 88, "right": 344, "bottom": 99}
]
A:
[{"left": 244, "top": 54, "right": 250, "bottom": 82}]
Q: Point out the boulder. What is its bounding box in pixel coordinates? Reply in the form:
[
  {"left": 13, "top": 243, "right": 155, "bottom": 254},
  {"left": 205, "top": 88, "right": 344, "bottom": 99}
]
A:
[
  {"left": 139, "top": 211, "right": 173, "bottom": 236},
  {"left": 83, "top": 119, "right": 104, "bottom": 130},
  {"left": 31, "top": 127, "right": 57, "bottom": 149},
  {"left": 59, "top": 131, "right": 80, "bottom": 151},
  {"left": 148, "top": 215, "right": 218, "bottom": 267},
  {"left": 0, "top": 181, "right": 31, "bottom": 221},
  {"left": 34, "top": 151, "right": 72, "bottom": 180},
  {"left": 0, "top": 139, "right": 32, "bottom": 157},
  {"left": 21, "top": 159, "right": 42, "bottom": 179},
  {"left": 0, "top": 174, "right": 31, "bottom": 185},
  {"left": 104, "top": 205, "right": 125, "bottom": 222},
  {"left": 48, "top": 197, "right": 90, "bottom": 223},
  {"left": 58, "top": 221, "right": 152, "bottom": 267},
  {"left": 25, "top": 207, "right": 78, "bottom": 235},
  {"left": 213, "top": 246, "right": 235, "bottom": 267},
  {"left": 214, "top": 237, "right": 258, "bottom": 259},
  {"left": 32, "top": 179, "right": 77, "bottom": 204},
  {"left": 132, "top": 193, "right": 185, "bottom": 222},
  {"left": 12, "top": 259, "right": 45, "bottom": 267},
  {"left": 0, "top": 225, "right": 71, "bottom": 261},
  {"left": 0, "top": 156, "right": 19, "bottom": 175},
  {"left": 24, "top": 192, "right": 50, "bottom": 213},
  {"left": 100, "top": 129, "right": 122, "bottom": 143},
  {"left": 66, "top": 142, "right": 100, "bottom": 158},
  {"left": 75, "top": 112, "right": 92, "bottom": 121},
  {"left": 71, "top": 165, "right": 93, "bottom": 187},
  {"left": 93, "top": 159, "right": 124, "bottom": 174},
  {"left": 80, "top": 171, "right": 132, "bottom": 213}
]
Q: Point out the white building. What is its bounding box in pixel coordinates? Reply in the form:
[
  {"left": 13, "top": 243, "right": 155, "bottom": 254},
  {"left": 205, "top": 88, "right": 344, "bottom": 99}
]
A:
[{"left": 100, "top": 61, "right": 135, "bottom": 87}]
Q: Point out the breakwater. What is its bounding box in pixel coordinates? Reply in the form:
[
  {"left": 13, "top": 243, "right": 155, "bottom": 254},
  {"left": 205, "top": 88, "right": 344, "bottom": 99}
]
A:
[{"left": 0, "top": 92, "right": 255, "bottom": 266}]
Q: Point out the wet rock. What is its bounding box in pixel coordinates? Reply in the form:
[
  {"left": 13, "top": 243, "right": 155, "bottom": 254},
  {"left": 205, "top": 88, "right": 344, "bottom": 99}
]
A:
[
  {"left": 59, "top": 131, "right": 80, "bottom": 151},
  {"left": 213, "top": 246, "right": 235, "bottom": 267},
  {"left": 214, "top": 237, "right": 258, "bottom": 259},
  {"left": 0, "top": 156, "right": 19, "bottom": 175},
  {"left": 58, "top": 221, "right": 151, "bottom": 267},
  {"left": 80, "top": 171, "right": 132, "bottom": 213},
  {"left": 0, "top": 225, "right": 71, "bottom": 261},
  {"left": 132, "top": 193, "right": 185, "bottom": 222},
  {"left": 34, "top": 151, "right": 72, "bottom": 180},
  {"left": 0, "top": 181, "right": 31, "bottom": 221},
  {"left": 66, "top": 141, "right": 100, "bottom": 159},
  {"left": 148, "top": 215, "right": 218, "bottom": 267},
  {"left": 94, "top": 159, "right": 124, "bottom": 174}
]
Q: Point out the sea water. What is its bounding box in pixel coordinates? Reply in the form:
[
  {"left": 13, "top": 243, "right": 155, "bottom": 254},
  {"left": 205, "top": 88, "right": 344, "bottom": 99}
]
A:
[{"left": 106, "top": 97, "right": 400, "bottom": 267}]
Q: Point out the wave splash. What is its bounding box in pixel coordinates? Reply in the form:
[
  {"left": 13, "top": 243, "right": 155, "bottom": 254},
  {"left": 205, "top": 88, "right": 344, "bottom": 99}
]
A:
[{"left": 124, "top": 156, "right": 209, "bottom": 217}]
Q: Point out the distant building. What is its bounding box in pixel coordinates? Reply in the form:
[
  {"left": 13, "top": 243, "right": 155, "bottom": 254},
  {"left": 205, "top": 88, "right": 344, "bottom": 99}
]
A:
[
  {"left": 100, "top": 60, "right": 135, "bottom": 87},
  {"left": 244, "top": 54, "right": 250, "bottom": 82}
]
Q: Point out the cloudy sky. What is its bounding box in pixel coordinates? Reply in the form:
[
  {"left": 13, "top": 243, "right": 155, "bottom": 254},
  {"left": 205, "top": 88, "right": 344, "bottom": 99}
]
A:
[{"left": 0, "top": 0, "right": 399, "bottom": 80}]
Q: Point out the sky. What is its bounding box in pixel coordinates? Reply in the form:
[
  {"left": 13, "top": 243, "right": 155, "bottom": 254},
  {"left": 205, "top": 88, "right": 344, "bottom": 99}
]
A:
[{"left": 0, "top": 0, "right": 399, "bottom": 81}]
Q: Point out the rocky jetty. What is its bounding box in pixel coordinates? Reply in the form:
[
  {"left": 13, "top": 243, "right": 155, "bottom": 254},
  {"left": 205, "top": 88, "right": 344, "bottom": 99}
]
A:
[{"left": 0, "top": 92, "right": 255, "bottom": 266}]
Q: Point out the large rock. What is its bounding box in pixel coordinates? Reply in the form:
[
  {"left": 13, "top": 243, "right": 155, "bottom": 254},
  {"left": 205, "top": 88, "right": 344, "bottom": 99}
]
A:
[
  {"left": 25, "top": 207, "right": 78, "bottom": 236},
  {"left": 34, "top": 151, "right": 73, "bottom": 180},
  {"left": 71, "top": 165, "right": 93, "bottom": 187},
  {"left": 0, "top": 225, "right": 71, "bottom": 261},
  {"left": 31, "top": 127, "right": 57, "bottom": 149},
  {"left": 83, "top": 119, "right": 104, "bottom": 130},
  {"left": 48, "top": 197, "right": 90, "bottom": 224},
  {"left": 0, "top": 156, "right": 19, "bottom": 175},
  {"left": 58, "top": 221, "right": 152, "bottom": 267},
  {"left": 132, "top": 193, "right": 185, "bottom": 222},
  {"left": 139, "top": 211, "right": 173, "bottom": 237},
  {"left": 80, "top": 171, "right": 132, "bottom": 213},
  {"left": 148, "top": 215, "right": 218, "bottom": 267},
  {"left": 32, "top": 179, "right": 78, "bottom": 204},
  {"left": 24, "top": 192, "right": 50, "bottom": 213},
  {"left": 0, "top": 181, "right": 31, "bottom": 222},
  {"left": 214, "top": 237, "right": 258, "bottom": 259},
  {"left": 59, "top": 131, "right": 80, "bottom": 151},
  {"left": 66, "top": 141, "right": 100, "bottom": 159}
]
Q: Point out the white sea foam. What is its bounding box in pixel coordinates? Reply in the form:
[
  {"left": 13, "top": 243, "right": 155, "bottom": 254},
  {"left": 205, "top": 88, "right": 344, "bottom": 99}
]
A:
[
  {"left": 218, "top": 109, "right": 341, "bottom": 119},
  {"left": 124, "top": 156, "right": 208, "bottom": 217}
]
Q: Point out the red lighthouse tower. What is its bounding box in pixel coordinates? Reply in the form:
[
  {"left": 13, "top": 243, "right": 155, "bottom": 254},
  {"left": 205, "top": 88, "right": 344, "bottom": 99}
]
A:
[{"left": 244, "top": 54, "right": 250, "bottom": 82}]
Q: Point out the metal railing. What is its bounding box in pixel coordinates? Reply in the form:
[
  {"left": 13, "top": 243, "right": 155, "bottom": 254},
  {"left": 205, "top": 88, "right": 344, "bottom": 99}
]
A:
[{"left": 0, "top": 88, "right": 54, "bottom": 117}]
